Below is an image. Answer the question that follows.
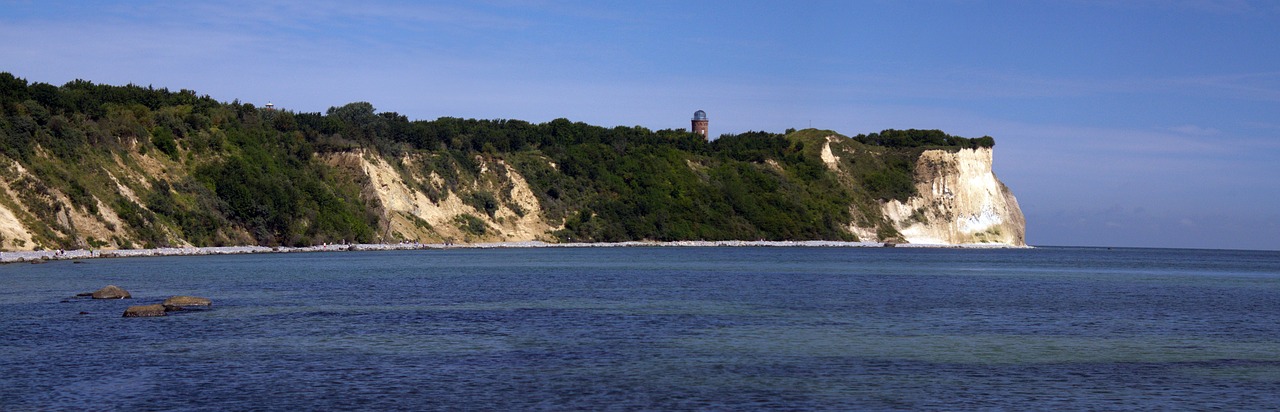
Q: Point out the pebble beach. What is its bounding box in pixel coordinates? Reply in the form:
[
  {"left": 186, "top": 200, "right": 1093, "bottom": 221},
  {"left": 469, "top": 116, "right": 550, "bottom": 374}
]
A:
[{"left": 0, "top": 240, "right": 1026, "bottom": 263}]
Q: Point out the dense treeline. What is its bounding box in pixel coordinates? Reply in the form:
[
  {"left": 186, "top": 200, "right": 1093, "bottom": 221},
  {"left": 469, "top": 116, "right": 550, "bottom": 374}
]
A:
[
  {"left": 1, "top": 73, "right": 377, "bottom": 247},
  {"left": 1, "top": 73, "right": 993, "bottom": 248},
  {"left": 853, "top": 129, "right": 994, "bottom": 149}
]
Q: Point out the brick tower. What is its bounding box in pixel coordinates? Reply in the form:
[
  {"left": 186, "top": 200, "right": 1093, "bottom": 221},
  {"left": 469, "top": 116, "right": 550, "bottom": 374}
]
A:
[{"left": 692, "top": 110, "right": 708, "bottom": 138}]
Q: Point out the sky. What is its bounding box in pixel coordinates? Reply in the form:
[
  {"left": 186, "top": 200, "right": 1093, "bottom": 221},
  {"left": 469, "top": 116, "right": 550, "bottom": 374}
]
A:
[{"left": 2, "top": 0, "right": 1278, "bottom": 250}]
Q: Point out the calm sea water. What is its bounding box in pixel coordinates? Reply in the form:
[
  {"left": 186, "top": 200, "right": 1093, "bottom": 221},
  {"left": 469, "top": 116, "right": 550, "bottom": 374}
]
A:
[{"left": 2, "top": 247, "right": 1279, "bottom": 410}]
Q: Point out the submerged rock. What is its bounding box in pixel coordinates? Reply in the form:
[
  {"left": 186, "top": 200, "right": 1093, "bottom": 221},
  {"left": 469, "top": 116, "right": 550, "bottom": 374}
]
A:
[
  {"left": 162, "top": 296, "right": 212, "bottom": 311},
  {"left": 122, "top": 304, "right": 166, "bottom": 317},
  {"left": 91, "top": 285, "right": 131, "bottom": 299}
]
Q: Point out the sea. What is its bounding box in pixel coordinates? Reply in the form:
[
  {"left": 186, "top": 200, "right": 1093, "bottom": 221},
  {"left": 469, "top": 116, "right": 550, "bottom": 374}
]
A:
[{"left": 2, "top": 246, "right": 1278, "bottom": 410}]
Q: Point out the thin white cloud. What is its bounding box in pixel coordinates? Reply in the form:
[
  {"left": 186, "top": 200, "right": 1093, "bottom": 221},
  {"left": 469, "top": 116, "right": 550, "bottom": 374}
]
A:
[
  {"left": 1168, "top": 125, "right": 1222, "bottom": 136},
  {"left": 1163, "top": 0, "right": 1261, "bottom": 14},
  {"left": 160, "top": 1, "right": 534, "bottom": 33},
  {"left": 822, "top": 69, "right": 1280, "bottom": 103},
  {"left": 1026, "top": 206, "right": 1280, "bottom": 250},
  {"left": 1076, "top": 0, "right": 1273, "bottom": 15},
  {"left": 1158, "top": 71, "right": 1280, "bottom": 102}
]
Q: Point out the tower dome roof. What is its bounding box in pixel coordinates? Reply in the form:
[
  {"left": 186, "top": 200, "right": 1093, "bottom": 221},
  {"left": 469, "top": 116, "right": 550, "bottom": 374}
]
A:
[{"left": 693, "top": 110, "right": 707, "bottom": 120}]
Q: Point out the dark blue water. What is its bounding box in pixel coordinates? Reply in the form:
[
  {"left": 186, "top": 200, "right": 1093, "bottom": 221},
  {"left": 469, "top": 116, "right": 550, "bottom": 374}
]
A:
[{"left": 2, "top": 247, "right": 1279, "bottom": 410}]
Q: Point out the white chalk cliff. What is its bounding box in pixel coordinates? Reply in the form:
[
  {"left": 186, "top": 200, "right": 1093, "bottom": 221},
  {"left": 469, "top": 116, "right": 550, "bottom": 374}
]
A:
[{"left": 881, "top": 148, "right": 1026, "bottom": 246}]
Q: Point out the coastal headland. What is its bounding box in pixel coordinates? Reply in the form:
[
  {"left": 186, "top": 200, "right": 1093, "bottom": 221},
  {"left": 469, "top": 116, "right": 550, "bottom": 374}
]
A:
[{"left": 1, "top": 73, "right": 1025, "bottom": 251}]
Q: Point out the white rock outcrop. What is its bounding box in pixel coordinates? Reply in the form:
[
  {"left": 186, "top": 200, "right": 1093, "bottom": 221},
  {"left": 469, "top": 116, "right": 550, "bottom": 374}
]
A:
[{"left": 881, "top": 148, "right": 1026, "bottom": 246}]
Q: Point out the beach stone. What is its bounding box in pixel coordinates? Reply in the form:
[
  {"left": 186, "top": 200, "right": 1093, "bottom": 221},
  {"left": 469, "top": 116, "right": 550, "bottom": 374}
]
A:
[
  {"left": 91, "top": 285, "right": 131, "bottom": 299},
  {"left": 162, "top": 296, "right": 211, "bottom": 311},
  {"left": 122, "top": 304, "right": 166, "bottom": 318}
]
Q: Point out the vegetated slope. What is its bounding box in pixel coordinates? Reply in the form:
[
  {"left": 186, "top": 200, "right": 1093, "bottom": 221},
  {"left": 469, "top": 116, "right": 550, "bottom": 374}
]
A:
[{"left": 0, "top": 73, "right": 1020, "bottom": 250}]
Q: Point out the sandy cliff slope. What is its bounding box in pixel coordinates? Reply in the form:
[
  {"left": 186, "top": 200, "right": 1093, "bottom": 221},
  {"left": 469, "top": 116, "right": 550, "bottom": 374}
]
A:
[{"left": 324, "top": 150, "right": 552, "bottom": 243}]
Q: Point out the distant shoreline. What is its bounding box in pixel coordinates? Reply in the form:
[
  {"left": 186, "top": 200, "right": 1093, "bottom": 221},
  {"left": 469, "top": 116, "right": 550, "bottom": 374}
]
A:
[{"left": 0, "top": 240, "right": 1026, "bottom": 263}]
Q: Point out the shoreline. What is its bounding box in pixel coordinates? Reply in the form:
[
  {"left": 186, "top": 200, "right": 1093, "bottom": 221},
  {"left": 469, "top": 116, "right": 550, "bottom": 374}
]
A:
[{"left": 0, "top": 240, "right": 1026, "bottom": 263}]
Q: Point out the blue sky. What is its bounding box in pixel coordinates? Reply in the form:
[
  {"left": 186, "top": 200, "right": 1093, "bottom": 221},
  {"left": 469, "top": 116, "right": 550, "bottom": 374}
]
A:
[{"left": 3, "top": 0, "right": 1278, "bottom": 250}]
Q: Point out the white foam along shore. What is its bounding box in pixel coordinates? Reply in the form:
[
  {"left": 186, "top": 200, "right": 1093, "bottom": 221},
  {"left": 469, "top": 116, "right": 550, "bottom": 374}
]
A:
[{"left": 0, "top": 240, "right": 1026, "bottom": 263}]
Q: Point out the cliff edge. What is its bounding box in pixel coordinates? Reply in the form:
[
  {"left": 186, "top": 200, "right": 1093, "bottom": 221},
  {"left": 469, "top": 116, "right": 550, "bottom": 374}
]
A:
[{"left": 882, "top": 148, "right": 1026, "bottom": 246}]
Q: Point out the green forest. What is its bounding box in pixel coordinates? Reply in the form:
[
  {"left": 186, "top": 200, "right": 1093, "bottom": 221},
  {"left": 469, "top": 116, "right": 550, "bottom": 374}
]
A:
[{"left": 0, "top": 72, "right": 994, "bottom": 249}]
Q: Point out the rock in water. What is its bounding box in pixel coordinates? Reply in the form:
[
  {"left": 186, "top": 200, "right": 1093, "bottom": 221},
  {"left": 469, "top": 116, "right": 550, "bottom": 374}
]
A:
[
  {"left": 162, "top": 296, "right": 212, "bottom": 311},
  {"left": 91, "top": 285, "right": 131, "bottom": 299},
  {"left": 122, "top": 304, "right": 166, "bottom": 317}
]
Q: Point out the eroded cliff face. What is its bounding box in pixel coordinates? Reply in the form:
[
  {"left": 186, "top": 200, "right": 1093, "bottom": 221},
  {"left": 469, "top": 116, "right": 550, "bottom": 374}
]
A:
[
  {"left": 881, "top": 148, "right": 1026, "bottom": 246},
  {"left": 0, "top": 147, "right": 556, "bottom": 251},
  {"left": 0, "top": 134, "right": 1024, "bottom": 250},
  {"left": 0, "top": 153, "right": 195, "bottom": 251},
  {"left": 323, "top": 150, "right": 553, "bottom": 244}
]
